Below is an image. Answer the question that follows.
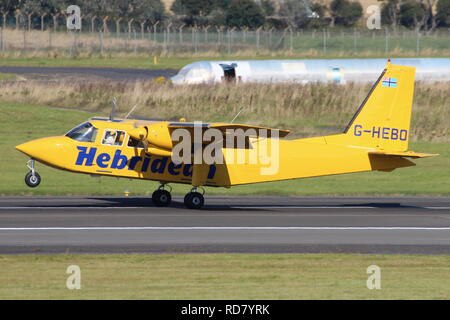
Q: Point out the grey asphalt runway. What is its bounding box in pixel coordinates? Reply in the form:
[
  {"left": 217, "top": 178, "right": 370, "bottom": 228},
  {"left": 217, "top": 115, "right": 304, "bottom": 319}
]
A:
[
  {"left": 0, "top": 66, "right": 177, "bottom": 82},
  {"left": 0, "top": 196, "right": 449, "bottom": 254}
]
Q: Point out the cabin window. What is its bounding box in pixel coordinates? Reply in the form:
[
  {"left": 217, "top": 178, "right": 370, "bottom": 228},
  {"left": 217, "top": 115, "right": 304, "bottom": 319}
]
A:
[
  {"left": 102, "top": 130, "right": 125, "bottom": 146},
  {"left": 65, "top": 122, "right": 98, "bottom": 142}
]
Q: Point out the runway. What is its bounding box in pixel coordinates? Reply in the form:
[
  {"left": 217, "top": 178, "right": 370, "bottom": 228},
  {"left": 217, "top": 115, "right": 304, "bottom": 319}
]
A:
[{"left": 0, "top": 196, "right": 449, "bottom": 254}]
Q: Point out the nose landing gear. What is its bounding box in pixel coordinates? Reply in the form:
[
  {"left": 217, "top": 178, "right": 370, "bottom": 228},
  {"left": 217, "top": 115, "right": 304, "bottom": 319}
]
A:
[{"left": 25, "top": 159, "right": 41, "bottom": 188}]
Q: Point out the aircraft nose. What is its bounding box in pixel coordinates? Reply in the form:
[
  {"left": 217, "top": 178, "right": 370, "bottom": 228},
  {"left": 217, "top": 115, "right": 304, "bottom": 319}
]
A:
[
  {"left": 15, "top": 137, "right": 67, "bottom": 162},
  {"left": 15, "top": 141, "right": 40, "bottom": 158}
]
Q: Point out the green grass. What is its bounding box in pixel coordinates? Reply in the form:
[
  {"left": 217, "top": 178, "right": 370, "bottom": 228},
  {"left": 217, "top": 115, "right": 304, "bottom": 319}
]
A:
[
  {"left": 0, "top": 56, "right": 192, "bottom": 70},
  {"left": 0, "top": 73, "right": 19, "bottom": 81},
  {"left": 0, "top": 102, "right": 448, "bottom": 196},
  {"left": 0, "top": 254, "right": 449, "bottom": 299}
]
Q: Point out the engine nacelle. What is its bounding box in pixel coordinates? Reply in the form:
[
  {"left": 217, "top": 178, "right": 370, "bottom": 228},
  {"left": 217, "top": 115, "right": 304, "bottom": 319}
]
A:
[{"left": 128, "top": 124, "right": 173, "bottom": 155}]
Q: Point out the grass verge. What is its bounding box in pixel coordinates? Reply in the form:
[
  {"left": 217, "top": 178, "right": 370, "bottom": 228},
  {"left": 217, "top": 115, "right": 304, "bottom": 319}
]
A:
[
  {"left": 0, "top": 254, "right": 449, "bottom": 299},
  {"left": 0, "top": 102, "right": 448, "bottom": 196}
]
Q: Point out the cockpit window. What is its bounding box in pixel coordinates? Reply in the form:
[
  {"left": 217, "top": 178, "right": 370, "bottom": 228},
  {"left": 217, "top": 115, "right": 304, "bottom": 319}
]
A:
[
  {"left": 65, "top": 122, "right": 98, "bottom": 142},
  {"left": 102, "top": 130, "right": 125, "bottom": 146}
]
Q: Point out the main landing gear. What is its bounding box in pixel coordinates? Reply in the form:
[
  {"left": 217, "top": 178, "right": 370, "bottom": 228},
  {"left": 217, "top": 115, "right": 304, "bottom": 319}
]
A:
[
  {"left": 151, "top": 184, "right": 205, "bottom": 209},
  {"left": 24, "top": 159, "right": 41, "bottom": 188},
  {"left": 184, "top": 187, "right": 205, "bottom": 209}
]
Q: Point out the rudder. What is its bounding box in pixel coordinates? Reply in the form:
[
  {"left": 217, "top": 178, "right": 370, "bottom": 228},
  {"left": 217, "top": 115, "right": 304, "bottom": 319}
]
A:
[{"left": 342, "top": 61, "right": 415, "bottom": 152}]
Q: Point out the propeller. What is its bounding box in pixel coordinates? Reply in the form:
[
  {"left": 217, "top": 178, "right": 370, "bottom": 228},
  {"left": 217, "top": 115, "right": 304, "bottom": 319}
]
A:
[{"left": 128, "top": 123, "right": 173, "bottom": 157}]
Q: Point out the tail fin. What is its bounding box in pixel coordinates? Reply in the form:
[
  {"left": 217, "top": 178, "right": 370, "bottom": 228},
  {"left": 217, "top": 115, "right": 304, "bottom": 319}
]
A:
[{"left": 342, "top": 61, "right": 415, "bottom": 152}]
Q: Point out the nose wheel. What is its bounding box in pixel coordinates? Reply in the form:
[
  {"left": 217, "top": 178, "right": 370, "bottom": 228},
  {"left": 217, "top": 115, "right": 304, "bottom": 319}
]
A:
[
  {"left": 184, "top": 187, "right": 205, "bottom": 209},
  {"left": 152, "top": 184, "right": 172, "bottom": 207},
  {"left": 25, "top": 159, "right": 41, "bottom": 188}
]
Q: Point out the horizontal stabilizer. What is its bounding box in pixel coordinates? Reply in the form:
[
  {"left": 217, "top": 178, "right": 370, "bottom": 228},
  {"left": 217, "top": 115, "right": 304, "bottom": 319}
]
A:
[{"left": 369, "top": 150, "right": 438, "bottom": 158}]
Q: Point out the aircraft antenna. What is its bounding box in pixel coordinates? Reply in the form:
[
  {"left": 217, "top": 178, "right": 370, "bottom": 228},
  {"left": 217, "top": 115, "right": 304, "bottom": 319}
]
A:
[
  {"left": 110, "top": 97, "right": 117, "bottom": 121},
  {"left": 230, "top": 108, "right": 244, "bottom": 123},
  {"left": 125, "top": 104, "right": 139, "bottom": 119}
]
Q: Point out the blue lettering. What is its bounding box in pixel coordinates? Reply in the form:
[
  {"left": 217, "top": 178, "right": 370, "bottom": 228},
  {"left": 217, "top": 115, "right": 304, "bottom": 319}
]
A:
[
  {"left": 183, "top": 164, "right": 193, "bottom": 177},
  {"left": 391, "top": 128, "right": 398, "bottom": 140},
  {"left": 382, "top": 127, "right": 390, "bottom": 139},
  {"left": 111, "top": 150, "right": 127, "bottom": 169},
  {"left": 207, "top": 165, "right": 216, "bottom": 179},
  {"left": 96, "top": 153, "right": 110, "bottom": 168},
  {"left": 141, "top": 157, "right": 150, "bottom": 172},
  {"left": 75, "top": 146, "right": 97, "bottom": 166},
  {"left": 128, "top": 156, "right": 142, "bottom": 170},
  {"left": 372, "top": 127, "right": 380, "bottom": 138},
  {"left": 354, "top": 125, "right": 362, "bottom": 136},
  {"left": 400, "top": 130, "right": 408, "bottom": 141},
  {"left": 168, "top": 162, "right": 182, "bottom": 175},
  {"left": 151, "top": 157, "right": 168, "bottom": 174}
]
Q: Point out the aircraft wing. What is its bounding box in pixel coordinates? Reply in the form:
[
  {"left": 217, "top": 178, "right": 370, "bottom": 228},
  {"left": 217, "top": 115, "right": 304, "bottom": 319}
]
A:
[
  {"left": 167, "top": 122, "right": 290, "bottom": 137},
  {"left": 369, "top": 150, "right": 438, "bottom": 158}
]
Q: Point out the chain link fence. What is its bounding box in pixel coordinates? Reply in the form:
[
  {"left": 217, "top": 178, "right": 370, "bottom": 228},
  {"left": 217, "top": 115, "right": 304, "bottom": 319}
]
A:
[{"left": 1, "top": 13, "right": 449, "bottom": 57}]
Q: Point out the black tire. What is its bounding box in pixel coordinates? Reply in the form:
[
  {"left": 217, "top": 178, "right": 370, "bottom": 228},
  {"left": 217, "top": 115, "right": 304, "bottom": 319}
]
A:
[
  {"left": 25, "top": 171, "right": 41, "bottom": 188},
  {"left": 152, "top": 189, "right": 172, "bottom": 207},
  {"left": 184, "top": 192, "right": 204, "bottom": 209}
]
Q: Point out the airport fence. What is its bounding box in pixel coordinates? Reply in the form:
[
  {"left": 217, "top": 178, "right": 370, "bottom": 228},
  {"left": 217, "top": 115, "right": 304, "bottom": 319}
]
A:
[{"left": 0, "top": 25, "right": 449, "bottom": 57}]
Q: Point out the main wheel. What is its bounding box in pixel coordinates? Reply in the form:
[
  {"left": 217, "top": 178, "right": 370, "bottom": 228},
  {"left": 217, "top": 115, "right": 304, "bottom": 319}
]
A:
[
  {"left": 25, "top": 171, "right": 41, "bottom": 188},
  {"left": 184, "top": 192, "right": 204, "bottom": 209},
  {"left": 152, "top": 189, "right": 172, "bottom": 207}
]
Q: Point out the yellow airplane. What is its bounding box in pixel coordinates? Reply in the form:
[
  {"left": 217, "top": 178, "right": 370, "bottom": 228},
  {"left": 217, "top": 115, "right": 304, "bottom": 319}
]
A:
[{"left": 15, "top": 61, "right": 436, "bottom": 209}]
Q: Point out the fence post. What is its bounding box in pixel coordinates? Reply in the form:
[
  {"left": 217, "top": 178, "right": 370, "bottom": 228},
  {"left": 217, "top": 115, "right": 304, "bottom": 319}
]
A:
[
  {"left": 227, "top": 28, "right": 231, "bottom": 55},
  {"left": 385, "top": 27, "right": 389, "bottom": 54},
  {"left": 91, "top": 15, "right": 96, "bottom": 32},
  {"left": 204, "top": 25, "right": 210, "bottom": 42},
  {"left": 27, "top": 12, "right": 33, "bottom": 31},
  {"left": 116, "top": 18, "right": 122, "bottom": 35},
  {"left": 323, "top": 28, "right": 326, "bottom": 55},
  {"left": 0, "top": 27, "right": 3, "bottom": 52},
  {"left": 153, "top": 21, "right": 159, "bottom": 42},
  {"left": 15, "top": 10, "right": 20, "bottom": 30},
  {"left": 102, "top": 16, "right": 109, "bottom": 33},
  {"left": 53, "top": 13, "right": 60, "bottom": 32},
  {"left": 416, "top": 31, "right": 420, "bottom": 56},
  {"left": 0, "top": 11, "right": 5, "bottom": 28},
  {"left": 99, "top": 31, "right": 103, "bottom": 55},
  {"left": 128, "top": 18, "right": 134, "bottom": 38},
  {"left": 256, "top": 26, "right": 262, "bottom": 51},
  {"left": 48, "top": 29, "right": 52, "bottom": 49},
  {"left": 179, "top": 24, "right": 185, "bottom": 43},
  {"left": 134, "top": 28, "right": 137, "bottom": 53},
  {"left": 22, "top": 29, "right": 26, "bottom": 50},
  {"left": 140, "top": 20, "right": 145, "bottom": 39},
  {"left": 40, "top": 13, "right": 47, "bottom": 31},
  {"left": 166, "top": 22, "right": 172, "bottom": 51},
  {"left": 216, "top": 26, "right": 221, "bottom": 45},
  {"left": 286, "top": 27, "right": 293, "bottom": 52},
  {"left": 268, "top": 27, "right": 274, "bottom": 50}
]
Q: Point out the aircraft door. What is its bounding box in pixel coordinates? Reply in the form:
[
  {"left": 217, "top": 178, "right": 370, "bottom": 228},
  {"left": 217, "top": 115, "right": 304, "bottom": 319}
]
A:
[{"left": 219, "top": 63, "right": 238, "bottom": 83}]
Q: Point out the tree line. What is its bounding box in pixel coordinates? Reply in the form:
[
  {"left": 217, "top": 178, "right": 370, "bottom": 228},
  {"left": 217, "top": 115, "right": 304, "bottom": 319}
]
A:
[{"left": 0, "top": 0, "right": 449, "bottom": 31}]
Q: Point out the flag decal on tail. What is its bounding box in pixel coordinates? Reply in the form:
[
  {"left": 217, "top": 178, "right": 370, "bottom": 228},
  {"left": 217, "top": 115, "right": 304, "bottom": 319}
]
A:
[{"left": 382, "top": 77, "right": 397, "bottom": 88}]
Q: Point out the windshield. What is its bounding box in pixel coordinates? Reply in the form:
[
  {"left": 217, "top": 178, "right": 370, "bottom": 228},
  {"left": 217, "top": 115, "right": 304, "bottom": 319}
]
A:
[{"left": 66, "top": 122, "right": 98, "bottom": 142}]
